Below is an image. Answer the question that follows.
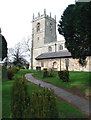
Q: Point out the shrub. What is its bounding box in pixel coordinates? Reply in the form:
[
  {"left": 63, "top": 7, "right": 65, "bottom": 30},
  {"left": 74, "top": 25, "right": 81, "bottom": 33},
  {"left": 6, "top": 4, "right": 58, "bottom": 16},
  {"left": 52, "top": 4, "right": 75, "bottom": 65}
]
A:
[
  {"left": 24, "top": 88, "right": 58, "bottom": 118},
  {"left": 16, "top": 63, "right": 23, "bottom": 69},
  {"left": 48, "top": 69, "right": 54, "bottom": 77},
  {"left": 43, "top": 68, "right": 47, "bottom": 71},
  {"left": 7, "top": 67, "right": 20, "bottom": 80},
  {"left": 43, "top": 68, "right": 48, "bottom": 78},
  {"left": 58, "top": 70, "right": 69, "bottom": 82},
  {"left": 7, "top": 67, "right": 16, "bottom": 80},
  {"left": 15, "top": 67, "right": 20, "bottom": 71},
  {"left": 10, "top": 77, "right": 30, "bottom": 118}
]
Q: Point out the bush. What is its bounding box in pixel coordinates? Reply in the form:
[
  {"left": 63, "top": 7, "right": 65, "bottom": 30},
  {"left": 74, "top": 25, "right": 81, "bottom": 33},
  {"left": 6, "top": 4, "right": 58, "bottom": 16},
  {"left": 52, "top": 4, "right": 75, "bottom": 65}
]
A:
[
  {"left": 7, "top": 67, "right": 18, "bottom": 80},
  {"left": 10, "top": 77, "right": 30, "bottom": 118},
  {"left": 16, "top": 63, "right": 23, "bottom": 69},
  {"left": 43, "top": 68, "right": 48, "bottom": 78},
  {"left": 15, "top": 67, "right": 20, "bottom": 71},
  {"left": 58, "top": 70, "right": 69, "bottom": 82},
  {"left": 48, "top": 69, "right": 55, "bottom": 77},
  {"left": 10, "top": 77, "right": 58, "bottom": 118},
  {"left": 24, "top": 88, "right": 58, "bottom": 118},
  {"left": 7, "top": 67, "right": 20, "bottom": 80}
]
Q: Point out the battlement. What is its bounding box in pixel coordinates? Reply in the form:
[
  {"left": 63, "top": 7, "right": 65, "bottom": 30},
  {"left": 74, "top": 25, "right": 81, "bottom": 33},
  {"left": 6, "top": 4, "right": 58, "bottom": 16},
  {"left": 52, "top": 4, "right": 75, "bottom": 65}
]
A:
[{"left": 32, "top": 9, "right": 56, "bottom": 22}]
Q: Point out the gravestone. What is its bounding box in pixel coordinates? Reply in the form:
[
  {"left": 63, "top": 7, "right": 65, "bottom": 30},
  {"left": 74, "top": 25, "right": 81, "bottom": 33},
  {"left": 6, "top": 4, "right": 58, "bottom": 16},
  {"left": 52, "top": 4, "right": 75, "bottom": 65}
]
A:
[{"left": 36, "top": 66, "right": 41, "bottom": 72}]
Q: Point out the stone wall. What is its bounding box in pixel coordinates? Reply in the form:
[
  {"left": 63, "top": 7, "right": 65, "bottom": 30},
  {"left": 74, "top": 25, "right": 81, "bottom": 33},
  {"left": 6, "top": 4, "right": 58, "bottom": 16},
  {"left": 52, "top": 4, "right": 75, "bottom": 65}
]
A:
[{"left": 35, "top": 56, "right": 91, "bottom": 72}]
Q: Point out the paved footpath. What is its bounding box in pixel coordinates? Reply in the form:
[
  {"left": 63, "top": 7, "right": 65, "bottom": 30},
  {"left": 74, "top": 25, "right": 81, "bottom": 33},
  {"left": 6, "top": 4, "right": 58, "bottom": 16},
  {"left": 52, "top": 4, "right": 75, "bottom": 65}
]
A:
[{"left": 25, "top": 73, "right": 91, "bottom": 115}]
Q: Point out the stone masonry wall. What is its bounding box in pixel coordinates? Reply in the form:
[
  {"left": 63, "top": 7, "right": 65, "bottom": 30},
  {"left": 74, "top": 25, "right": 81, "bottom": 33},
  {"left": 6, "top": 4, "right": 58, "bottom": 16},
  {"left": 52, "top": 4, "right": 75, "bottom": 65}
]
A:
[{"left": 35, "top": 56, "right": 91, "bottom": 72}]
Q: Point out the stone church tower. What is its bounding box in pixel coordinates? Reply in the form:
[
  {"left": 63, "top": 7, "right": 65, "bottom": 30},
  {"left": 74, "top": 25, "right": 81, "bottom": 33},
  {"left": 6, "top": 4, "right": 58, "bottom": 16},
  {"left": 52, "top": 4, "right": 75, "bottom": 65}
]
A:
[
  {"left": 31, "top": 10, "right": 90, "bottom": 71},
  {"left": 31, "top": 9, "right": 57, "bottom": 69}
]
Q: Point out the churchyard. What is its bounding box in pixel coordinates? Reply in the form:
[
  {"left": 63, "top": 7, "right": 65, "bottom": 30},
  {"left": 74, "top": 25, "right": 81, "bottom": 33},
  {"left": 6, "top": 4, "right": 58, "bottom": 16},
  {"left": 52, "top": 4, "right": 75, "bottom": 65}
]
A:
[
  {"left": 1, "top": 1, "right": 91, "bottom": 119},
  {"left": 34, "top": 70, "right": 91, "bottom": 99},
  {"left": 2, "top": 68, "right": 90, "bottom": 118}
]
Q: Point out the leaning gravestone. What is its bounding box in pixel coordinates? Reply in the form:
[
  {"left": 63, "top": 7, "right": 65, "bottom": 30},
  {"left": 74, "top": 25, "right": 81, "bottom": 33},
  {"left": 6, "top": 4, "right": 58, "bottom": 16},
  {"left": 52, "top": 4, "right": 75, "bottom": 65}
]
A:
[{"left": 0, "top": 28, "right": 7, "bottom": 120}]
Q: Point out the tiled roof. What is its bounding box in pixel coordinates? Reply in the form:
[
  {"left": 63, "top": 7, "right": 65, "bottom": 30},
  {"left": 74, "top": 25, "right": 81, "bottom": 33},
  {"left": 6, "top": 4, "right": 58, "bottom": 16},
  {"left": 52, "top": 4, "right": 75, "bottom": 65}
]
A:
[{"left": 35, "top": 50, "right": 71, "bottom": 60}]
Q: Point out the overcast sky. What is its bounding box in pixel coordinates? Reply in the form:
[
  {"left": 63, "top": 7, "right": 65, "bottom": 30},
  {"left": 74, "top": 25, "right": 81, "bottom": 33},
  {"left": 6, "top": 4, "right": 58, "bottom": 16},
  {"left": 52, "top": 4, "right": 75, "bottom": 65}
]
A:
[{"left": 0, "top": 0, "right": 75, "bottom": 48}]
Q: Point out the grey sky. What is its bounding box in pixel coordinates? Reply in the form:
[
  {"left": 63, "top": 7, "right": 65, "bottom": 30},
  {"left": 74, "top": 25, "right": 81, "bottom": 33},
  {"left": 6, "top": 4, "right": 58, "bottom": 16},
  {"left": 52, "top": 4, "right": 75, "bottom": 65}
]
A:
[{"left": 0, "top": 0, "right": 75, "bottom": 48}]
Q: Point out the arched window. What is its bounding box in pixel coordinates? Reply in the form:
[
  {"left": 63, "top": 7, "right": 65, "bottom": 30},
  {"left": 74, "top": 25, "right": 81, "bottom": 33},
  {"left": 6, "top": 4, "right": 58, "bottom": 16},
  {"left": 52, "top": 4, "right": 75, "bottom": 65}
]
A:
[
  {"left": 37, "top": 23, "right": 40, "bottom": 32},
  {"left": 38, "top": 37, "right": 39, "bottom": 41},
  {"left": 53, "top": 62, "right": 57, "bottom": 70},
  {"left": 59, "top": 45, "right": 63, "bottom": 50},
  {"left": 50, "top": 23, "right": 52, "bottom": 32},
  {"left": 48, "top": 46, "right": 52, "bottom": 52},
  {"left": 41, "top": 61, "right": 44, "bottom": 67}
]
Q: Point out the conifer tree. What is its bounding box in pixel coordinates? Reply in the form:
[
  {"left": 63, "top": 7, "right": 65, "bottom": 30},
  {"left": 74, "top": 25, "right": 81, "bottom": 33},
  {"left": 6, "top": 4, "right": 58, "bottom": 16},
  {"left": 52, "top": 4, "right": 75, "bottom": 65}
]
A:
[{"left": 10, "top": 77, "right": 30, "bottom": 118}]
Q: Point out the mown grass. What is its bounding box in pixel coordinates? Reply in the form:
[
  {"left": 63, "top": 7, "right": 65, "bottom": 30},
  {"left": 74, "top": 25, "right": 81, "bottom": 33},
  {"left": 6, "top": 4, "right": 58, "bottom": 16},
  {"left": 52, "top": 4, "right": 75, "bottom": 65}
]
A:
[
  {"left": 2, "top": 69, "right": 87, "bottom": 118},
  {"left": 34, "top": 71, "right": 91, "bottom": 93}
]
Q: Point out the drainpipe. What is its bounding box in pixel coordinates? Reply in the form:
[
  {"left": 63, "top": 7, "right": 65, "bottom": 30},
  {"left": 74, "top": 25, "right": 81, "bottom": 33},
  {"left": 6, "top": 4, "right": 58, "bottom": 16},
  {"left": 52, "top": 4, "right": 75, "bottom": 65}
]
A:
[
  {"left": 60, "top": 58, "right": 61, "bottom": 71},
  {"left": 55, "top": 43, "right": 57, "bottom": 52},
  {"left": 31, "top": 35, "right": 33, "bottom": 69}
]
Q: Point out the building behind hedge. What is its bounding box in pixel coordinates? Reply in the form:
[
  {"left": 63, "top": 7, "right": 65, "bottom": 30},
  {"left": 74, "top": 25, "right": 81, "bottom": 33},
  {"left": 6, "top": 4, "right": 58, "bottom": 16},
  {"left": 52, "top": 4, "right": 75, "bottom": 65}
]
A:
[{"left": 31, "top": 10, "right": 91, "bottom": 71}]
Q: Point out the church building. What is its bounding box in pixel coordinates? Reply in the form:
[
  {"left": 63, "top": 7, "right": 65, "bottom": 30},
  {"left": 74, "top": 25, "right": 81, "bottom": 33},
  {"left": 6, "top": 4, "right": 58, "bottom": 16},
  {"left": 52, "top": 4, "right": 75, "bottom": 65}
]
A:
[{"left": 31, "top": 10, "right": 91, "bottom": 71}]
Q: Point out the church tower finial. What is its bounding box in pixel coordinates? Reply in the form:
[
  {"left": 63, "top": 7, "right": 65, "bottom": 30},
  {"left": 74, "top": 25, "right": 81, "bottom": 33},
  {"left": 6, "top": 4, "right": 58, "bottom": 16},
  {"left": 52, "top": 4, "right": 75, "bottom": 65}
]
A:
[
  {"left": 50, "top": 12, "right": 51, "bottom": 18},
  {"left": 33, "top": 13, "right": 34, "bottom": 20},
  {"left": 38, "top": 12, "right": 40, "bottom": 17},
  {"left": 54, "top": 15, "right": 56, "bottom": 21},
  {"left": 44, "top": 9, "right": 46, "bottom": 15}
]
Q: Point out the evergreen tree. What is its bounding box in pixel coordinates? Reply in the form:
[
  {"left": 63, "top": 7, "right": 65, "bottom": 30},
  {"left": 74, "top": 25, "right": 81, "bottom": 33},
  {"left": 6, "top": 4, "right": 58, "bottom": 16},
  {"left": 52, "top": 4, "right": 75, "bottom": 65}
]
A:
[
  {"left": 24, "top": 88, "right": 58, "bottom": 118},
  {"left": 58, "top": 2, "right": 91, "bottom": 66},
  {"left": 10, "top": 77, "right": 30, "bottom": 118}
]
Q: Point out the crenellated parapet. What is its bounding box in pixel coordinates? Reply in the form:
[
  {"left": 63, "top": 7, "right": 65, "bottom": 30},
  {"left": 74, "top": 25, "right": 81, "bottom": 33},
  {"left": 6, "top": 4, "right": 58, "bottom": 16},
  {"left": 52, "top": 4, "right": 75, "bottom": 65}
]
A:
[{"left": 32, "top": 9, "right": 56, "bottom": 22}]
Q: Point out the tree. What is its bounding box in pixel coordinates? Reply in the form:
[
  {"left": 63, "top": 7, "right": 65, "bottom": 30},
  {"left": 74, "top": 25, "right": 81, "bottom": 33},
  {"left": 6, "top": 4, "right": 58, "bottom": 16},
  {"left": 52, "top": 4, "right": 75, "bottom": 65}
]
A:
[
  {"left": 58, "top": 2, "right": 91, "bottom": 66},
  {"left": 11, "top": 77, "right": 30, "bottom": 118},
  {"left": 22, "top": 37, "right": 32, "bottom": 68},
  {"left": 24, "top": 88, "right": 58, "bottom": 118},
  {"left": 8, "top": 38, "right": 31, "bottom": 68}
]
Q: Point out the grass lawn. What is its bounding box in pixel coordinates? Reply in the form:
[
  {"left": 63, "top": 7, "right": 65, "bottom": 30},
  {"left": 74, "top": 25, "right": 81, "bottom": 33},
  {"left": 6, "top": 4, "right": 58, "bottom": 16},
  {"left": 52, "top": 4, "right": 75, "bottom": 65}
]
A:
[
  {"left": 2, "top": 69, "right": 88, "bottom": 118},
  {"left": 34, "top": 71, "right": 91, "bottom": 93}
]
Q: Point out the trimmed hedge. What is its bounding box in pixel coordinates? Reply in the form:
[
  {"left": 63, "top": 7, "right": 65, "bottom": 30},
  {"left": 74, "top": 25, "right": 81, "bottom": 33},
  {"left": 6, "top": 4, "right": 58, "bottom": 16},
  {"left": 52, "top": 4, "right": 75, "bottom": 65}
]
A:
[
  {"left": 48, "top": 69, "right": 55, "bottom": 77},
  {"left": 58, "top": 70, "right": 69, "bottom": 82},
  {"left": 43, "top": 68, "right": 55, "bottom": 78},
  {"left": 43, "top": 68, "right": 48, "bottom": 78}
]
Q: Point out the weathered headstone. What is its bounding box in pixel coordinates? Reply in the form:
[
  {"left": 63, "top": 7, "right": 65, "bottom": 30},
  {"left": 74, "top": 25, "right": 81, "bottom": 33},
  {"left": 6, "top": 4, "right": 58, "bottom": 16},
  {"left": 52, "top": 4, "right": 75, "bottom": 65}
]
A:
[{"left": 36, "top": 66, "right": 41, "bottom": 72}]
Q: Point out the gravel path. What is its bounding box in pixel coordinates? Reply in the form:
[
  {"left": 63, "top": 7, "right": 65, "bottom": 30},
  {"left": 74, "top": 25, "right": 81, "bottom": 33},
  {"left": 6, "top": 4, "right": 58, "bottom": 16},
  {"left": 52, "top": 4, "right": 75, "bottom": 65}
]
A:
[{"left": 25, "top": 73, "right": 91, "bottom": 115}]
